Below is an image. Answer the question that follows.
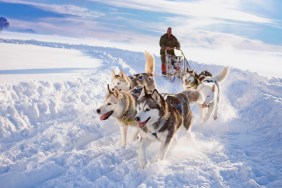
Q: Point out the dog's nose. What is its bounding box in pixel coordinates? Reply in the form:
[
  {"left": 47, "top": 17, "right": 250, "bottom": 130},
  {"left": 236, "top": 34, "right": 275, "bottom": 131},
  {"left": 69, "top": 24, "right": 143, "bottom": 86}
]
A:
[
  {"left": 96, "top": 109, "right": 101, "bottom": 114},
  {"left": 135, "top": 117, "right": 140, "bottom": 122}
]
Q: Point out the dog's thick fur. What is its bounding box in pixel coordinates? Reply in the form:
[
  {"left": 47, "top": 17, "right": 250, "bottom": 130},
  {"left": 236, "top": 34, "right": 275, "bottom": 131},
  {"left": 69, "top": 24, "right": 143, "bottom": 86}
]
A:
[
  {"left": 182, "top": 69, "right": 213, "bottom": 90},
  {"left": 96, "top": 86, "right": 138, "bottom": 147},
  {"left": 183, "top": 67, "right": 229, "bottom": 123},
  {"left": 135, "top": 87, "right": 204, "bottom": 168},
  {"left": 111, "top": 51, "right": 156, "bottom": 93}
]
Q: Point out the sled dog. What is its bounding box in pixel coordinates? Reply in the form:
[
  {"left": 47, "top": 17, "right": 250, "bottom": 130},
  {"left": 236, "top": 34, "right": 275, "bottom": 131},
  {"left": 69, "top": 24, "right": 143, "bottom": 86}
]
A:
[
  {"left": 182, "top": 69, "right": 213, "bottom": 90},
  {"left": 187, "top": 67, "right": 229, "bottom": 123},
  {"left": 96, "top": 85, "right": 138, "bottom": 148},
  {"left": 135, "top": 87, "right": 204, "bottom": 168},
  {"left": 111, "top": 51, "right": 156, "bottom": 95}
]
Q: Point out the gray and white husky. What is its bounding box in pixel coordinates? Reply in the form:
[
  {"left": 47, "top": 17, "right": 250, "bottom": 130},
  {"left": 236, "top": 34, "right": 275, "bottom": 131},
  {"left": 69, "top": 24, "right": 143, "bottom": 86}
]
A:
[
  {"left": 111, "top": 51, "right": 156, "bottom": 95},
  {"left": 135, "top": 87, "right": 204, "bottom": 168},
  {"left": 182, "top": 69, "right": 213, "bottom": 90},
  {"left": 96, "top": 85, "right": 138, "bottom": 148},
  {"left": 183, "top": 67, "right": 229, "bottom": 123}
]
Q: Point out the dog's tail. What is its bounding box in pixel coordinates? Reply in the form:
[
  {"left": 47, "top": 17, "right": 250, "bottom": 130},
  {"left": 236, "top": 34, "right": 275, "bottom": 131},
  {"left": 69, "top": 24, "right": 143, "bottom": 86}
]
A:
[
  {"left": 214, "top": 66, "right": 229, "bottom": 83},
  {"left": 181, "top": 89, "right": 205, "bottom": 104},
  {"left": 144, "top": 50, "right": 155, "bottom": 75}
]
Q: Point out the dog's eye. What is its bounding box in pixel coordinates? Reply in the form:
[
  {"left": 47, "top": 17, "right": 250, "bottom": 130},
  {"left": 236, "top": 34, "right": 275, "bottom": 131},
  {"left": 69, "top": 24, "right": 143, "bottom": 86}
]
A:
[
  {"left": 117, "top": 82, "right": 120, "bottom": 85},
  {"left": 145, "top": 108, "right": 150, "bottom": 111},
  {"left": 107, "top": 103, "right": 111, "bottom": 105},
  {"left": 206, "top": 95, "right": 210, "bottom": 98},
  {"left": 138, "top": 76, "right": 143, "bottom": 80}
]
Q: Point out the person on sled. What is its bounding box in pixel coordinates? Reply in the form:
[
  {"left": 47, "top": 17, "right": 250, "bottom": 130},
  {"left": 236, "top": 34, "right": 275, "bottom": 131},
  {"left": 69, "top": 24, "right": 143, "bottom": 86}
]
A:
[{"left": 159, "top": 27, "right": 181, "bottom": 76}]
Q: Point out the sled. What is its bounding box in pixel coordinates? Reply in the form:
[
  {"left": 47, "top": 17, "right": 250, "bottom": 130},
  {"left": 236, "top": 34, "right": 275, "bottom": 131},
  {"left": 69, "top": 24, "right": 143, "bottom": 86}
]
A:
[{"left": 165, "top": 48, "right": 190, "bottom": 81}]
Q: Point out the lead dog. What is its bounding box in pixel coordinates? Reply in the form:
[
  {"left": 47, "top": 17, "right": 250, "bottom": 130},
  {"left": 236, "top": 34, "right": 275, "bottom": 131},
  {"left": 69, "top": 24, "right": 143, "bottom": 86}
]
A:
[
  {"left": 135, "top": 87, "right": 204, "bottom": 168},
  {"left": 96, "top": 85, "right": 138, "bottom": 148}
]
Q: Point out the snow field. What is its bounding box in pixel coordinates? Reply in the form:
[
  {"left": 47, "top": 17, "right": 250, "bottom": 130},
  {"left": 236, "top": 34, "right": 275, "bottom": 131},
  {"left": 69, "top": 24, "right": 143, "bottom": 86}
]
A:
[{"left": 0, "top": 40, "right": 281, "bottom": 187}]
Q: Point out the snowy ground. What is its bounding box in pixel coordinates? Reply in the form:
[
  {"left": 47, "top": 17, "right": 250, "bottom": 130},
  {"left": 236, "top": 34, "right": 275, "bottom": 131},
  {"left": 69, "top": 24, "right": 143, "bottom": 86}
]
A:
[{"left": 0, "top": 36, "right": 282, "bottom": 188}]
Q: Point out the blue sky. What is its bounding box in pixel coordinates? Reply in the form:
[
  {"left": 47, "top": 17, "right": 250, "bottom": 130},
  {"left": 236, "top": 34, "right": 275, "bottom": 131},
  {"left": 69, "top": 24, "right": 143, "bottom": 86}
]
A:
[{"left": 1, "top": 0, "right": 282, "bottom": 55}]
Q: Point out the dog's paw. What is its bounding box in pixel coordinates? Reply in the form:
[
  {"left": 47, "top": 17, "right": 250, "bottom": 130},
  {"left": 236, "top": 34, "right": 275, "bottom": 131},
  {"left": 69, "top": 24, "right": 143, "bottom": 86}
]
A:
[
  {"left": 199, "top": 120, "right": 205, "bottom": 125},
  {"left": 202, "top": 117, "right": 209, "bottom": 123},
  {"left": 187, "top": 132, "right": 195, "bottom": 143},
  {"left": 139, "top": 161, "right": 148, "bottom": 169},
  {"left": 120, "top": 142, "right": 126, "bottom": 148},
  {"left": 153, "top": 157, "right": 161, "bottom": 163}
]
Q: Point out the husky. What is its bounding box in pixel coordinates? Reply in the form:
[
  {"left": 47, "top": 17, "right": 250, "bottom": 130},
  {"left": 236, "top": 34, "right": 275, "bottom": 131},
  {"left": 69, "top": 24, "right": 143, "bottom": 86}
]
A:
[
  {"left": 96, "top": 85, "right": 138, "bottom": 148},
  {"left": 182, "top": 69, "right": 213, "bottom": 90},
  {"left": 134, "top": 87, "right": 204, "bottom": 168},
  {"left": 190, "top": 67, "right": 230, "bottom": 123},
  {"left": 111, "top": 51, "right": 156, "bottom": 95},
  {"left": 198, "top": 70, "right": 213, "bottom": 81}
]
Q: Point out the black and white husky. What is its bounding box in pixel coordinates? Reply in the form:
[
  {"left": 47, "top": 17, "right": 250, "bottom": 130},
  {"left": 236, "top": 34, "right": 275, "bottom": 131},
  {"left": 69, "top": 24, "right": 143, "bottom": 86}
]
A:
[
  {"left": 134, "top": 87, "right": 204, "bottom": 168},
  {"left": 182, "top": 69, "right": 213, "bottom": 90}
]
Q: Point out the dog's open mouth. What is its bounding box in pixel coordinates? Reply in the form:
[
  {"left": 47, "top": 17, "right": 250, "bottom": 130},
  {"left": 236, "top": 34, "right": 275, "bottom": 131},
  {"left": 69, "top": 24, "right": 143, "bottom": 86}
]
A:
[
  {"left": 139, "top": 117, "right": 151, "bottom": 128},
  {"left": 100, "top": 111, "right": 113, "bottom": 121}
]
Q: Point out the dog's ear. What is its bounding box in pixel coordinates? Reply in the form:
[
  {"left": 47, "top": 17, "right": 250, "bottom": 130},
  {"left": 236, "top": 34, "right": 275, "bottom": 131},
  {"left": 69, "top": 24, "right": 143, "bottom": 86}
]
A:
[
  {"left": 107, "top": 84, "right": 113, "bottom": 94},
  {"left": 138, "top": 86, "right": 147, "bottom": 100},
  {"left": 119, "top": 70, "right": 127, "bottom": 78},
  {"left": 152, "top": 89, "right": 162, "bottom": 103},
  {"left": 113, "top": 87, "right": 121, "bottom": 98},
  {"left": 111, "top": 70, "right": 116, "bottom": 78},
  {"left": 124, "top": 74, "right": 131, "bottom": 84},
  {"left": 195, "top": 71, "right": 199, "bottom": 78},
  {"left": 198, "top": 76, "right": 204, "bottom": 82},
  {"left": 211, "top": 84, "right": 216, "bottom": 92}
]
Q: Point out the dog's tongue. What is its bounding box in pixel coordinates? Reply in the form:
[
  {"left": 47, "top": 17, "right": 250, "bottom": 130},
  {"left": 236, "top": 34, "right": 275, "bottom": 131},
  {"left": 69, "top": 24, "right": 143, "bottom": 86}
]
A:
[
  {"left": 139, "top": 121, "right": 146, "bottom": 128},
  {"left": 100, "top": 114, "right": 108, "bottom": 121},
  {"left": 100, "top": 111, "right": 112, "bottom": 121}
]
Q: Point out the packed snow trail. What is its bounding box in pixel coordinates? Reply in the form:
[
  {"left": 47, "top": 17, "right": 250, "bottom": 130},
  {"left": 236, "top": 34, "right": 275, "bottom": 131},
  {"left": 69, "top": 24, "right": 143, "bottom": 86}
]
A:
[{"left": 0, "top": 40, "right": 281, "bottom": 187}]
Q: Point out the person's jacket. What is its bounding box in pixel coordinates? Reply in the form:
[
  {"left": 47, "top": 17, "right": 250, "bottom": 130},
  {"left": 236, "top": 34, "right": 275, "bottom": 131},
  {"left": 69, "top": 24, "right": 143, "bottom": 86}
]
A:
[{"left": 159, "top": 33, "right": 180, "bottom": 55}]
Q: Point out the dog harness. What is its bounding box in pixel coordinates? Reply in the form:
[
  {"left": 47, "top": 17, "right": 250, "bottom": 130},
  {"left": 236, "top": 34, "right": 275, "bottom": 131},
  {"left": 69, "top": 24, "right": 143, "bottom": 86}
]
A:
[
  {"left": 152, "top": 132, "right": 158, "bottom": 138},
  {"left": 203, "top": 79, "right": 214, "bottom": 83},
  {"left": 121, "top": 111, "right": 136, "bottom": 125},
  {"left": 165, "top": 95, "right": 184, "bottom": 114}
]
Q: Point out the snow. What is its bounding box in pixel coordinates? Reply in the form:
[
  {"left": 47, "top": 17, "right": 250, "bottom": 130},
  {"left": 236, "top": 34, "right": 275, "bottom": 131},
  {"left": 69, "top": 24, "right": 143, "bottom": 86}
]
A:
[
  {"left": 0, "top": 33, "right": 282, "bottom": 188},
  {"left": 0, "top": 43, "right": 102, "bottom": 84}
]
